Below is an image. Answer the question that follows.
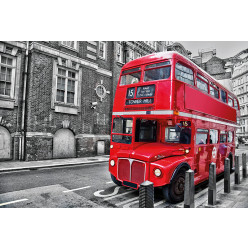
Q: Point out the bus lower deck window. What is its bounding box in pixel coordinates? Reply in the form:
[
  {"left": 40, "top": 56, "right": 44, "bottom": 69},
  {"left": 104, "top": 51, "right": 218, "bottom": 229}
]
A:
[
  {"left": 165, "top": 124, "right": 191, "bottom": 144},
  {"left": 135, "top": 119, "right": 157, "bottom": 142}
]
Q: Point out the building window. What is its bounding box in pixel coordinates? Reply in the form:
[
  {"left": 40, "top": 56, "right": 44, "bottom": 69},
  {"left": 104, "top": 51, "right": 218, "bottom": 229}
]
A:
[
  {"left": 116, "top": 43, "right": 123, "bottom": 63},
  {"left": 145, "top": 41, "right": 157, "bottom": 50},
  {"left": 61, "top": 41, "right": 77, "bottom": 50},
  {"left": 99, "top": 41, "right": 107, "bottom": 60},
  {"left": 56, "top": 67, "right": 78, "bottom": 105},
  {"left": 129, "top": 49, "right": 134, "bottom": 61},
  {"left": 0, "top": 54, "right": 15, "bottom": 97}
]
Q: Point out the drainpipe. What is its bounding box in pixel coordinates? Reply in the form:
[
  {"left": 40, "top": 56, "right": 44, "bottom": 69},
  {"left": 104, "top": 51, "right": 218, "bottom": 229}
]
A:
[{"left": 20, "top": 41, "right": 29, "bottom": 161}]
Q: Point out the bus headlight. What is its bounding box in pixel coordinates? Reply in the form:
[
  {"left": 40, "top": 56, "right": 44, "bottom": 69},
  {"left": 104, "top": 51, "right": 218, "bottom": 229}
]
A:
[
  {"left": 154, "top": 168, "right": 162, "bottom": 177},
  {"left": 110, "top": 145, "right": 113, "bottom": 149},
  {"left": 110, "top": 160, "right": 115, "bottom": 166}
]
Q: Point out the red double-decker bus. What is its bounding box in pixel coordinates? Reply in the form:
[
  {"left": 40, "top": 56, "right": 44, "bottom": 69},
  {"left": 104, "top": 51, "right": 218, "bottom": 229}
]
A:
[{"left": 109, "top": 51, "right": 240, "bottom": 203}]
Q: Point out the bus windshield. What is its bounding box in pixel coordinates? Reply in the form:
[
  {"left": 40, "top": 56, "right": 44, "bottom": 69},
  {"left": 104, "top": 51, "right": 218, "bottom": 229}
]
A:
[
  {"left": 120, "top": 67, "right": 141, "bottom": 86},
  {"left": 112, "top": 118, "right": 133, "bottom": 144},
  {"left": 135, "top": 119, "right": 157, "bottom": 142},
  {"left": 165, "top": 123, "right": 191, "bottom": 144}
]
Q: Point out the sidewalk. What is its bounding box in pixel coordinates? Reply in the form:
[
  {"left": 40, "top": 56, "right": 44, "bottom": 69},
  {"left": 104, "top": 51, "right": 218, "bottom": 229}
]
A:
[
  {"left": 197, "top": 175, "right": 248, "bottom": 208},
  {"left": 0, "top": 155, "right": 110, "bottom": 173}
]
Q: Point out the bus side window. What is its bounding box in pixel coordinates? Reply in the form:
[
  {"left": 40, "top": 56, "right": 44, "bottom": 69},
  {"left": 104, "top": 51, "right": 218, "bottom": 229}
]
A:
[
  {"left": 196, "top": 129, "right": 209, "bottom": 145},
  {"left": 220, "top": 131, "right": 227, "bottom": 143},
  {"left": 210, "top": 129, "right": 218, "bottom": 144},
  {"left": 228, "top": 131, "right": 233, "bottom": 143}
]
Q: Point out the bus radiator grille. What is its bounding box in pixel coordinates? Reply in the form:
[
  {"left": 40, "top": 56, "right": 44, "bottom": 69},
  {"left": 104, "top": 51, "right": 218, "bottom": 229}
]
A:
[
  {"left": 118, "top": 159, "right": 131, "bottom": 182},
  {"left": 131, "top": 161, "right": 146, "bottom": 185}
]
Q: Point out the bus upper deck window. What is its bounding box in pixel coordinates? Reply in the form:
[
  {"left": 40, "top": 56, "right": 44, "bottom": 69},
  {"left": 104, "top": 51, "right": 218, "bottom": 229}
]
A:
[
  {"left": 221, "top": 89, "right": 227, "bottom": 103},
  {"left": 120, "top": 67, "right": 141, "bottom": 86},
  {"left": 196, "top": 73, "right": 208, "bottom": 93},
  {"left": 175, "top": 63, "right": 194, "bottom": 85},
  {"left": 234, "top": 99, "right": 239, "bottom": 110},
  {"left": 144, "top": 61, "right": 171, "bottom": 82},
  {"left": 228, "top": 94, "right": 234, "bottom": 107}
]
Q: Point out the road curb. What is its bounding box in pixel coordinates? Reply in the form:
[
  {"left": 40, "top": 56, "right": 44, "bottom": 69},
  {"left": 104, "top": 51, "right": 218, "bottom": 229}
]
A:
[{"left": 0, "top": 158, "right": 109, "bottom": 173}]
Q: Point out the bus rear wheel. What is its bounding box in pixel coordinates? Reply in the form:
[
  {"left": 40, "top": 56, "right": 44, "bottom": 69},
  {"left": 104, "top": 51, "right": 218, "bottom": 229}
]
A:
[
  {"left": 162, "top": 169, "right": 186, "bottom": 203},
  {"left": 110, "top": 174, "right": 122, "bottom": 186}
]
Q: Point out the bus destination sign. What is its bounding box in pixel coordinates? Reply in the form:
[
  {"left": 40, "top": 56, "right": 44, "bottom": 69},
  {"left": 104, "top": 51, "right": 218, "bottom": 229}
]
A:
[
  {"left": 126, "top": 98, "right": 154, "bottom": 105},
  {"left": 136, "top": 85, "right": 155, "bottom": 98}
]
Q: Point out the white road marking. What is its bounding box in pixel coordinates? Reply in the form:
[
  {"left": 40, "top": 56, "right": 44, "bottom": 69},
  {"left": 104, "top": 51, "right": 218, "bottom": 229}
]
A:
[
  {"left": 0, "top": 198, "right": 28, "bottom": 207},
  {"left": 104, "top": 189, "right": 134, "bottom": 201},
  {"left": 94, "top": 186, "right": 121, "bottom": 198},
  {"left": 115, "top": 196, "right": 139, "bottom": 206},
  {"left": 154, "top": 200, "right": 166, "bottom": 207},
  {"left": 123, "top": 200, "right": 139, "bottom": 208},
  {"left": 106, "top": 181, "right": 114, "bottom": 184},
  {"left": 63, "top": 186, "right": 91, "bottom": 193}
]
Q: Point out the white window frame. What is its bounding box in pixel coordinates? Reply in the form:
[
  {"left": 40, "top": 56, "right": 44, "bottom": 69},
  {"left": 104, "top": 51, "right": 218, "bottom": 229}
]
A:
[
  {"left": 0, "top": 53, "right": 16, "bottom": 99},
  {"left": 129, "top": 49, "right": 134, "bottom": 61},
  {"left": 55, "top": 66, "right": 78, "bottom": 106},
  {"left": 61, "top": 41, "right": 78, "bottom": 51},
  {"left": 116, "top": 43, "right": 123, "bottom": 63},
  {"left": 99, "top": 41, "right": 107, "bottom": 60}
]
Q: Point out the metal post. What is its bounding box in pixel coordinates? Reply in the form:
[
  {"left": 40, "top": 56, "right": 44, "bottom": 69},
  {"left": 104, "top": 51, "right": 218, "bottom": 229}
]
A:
[
  {"left": 184, "top": 169, "right": 195, "bottom": 208},
  {"left": 235, "top": 155, "right": 240, "bottom": 184},
  {"left": 224, "top": 158, "right": 231, "bottom": 193},
  {"left": 208, "top": 163, "right": 216, "bottom": 205},
  {"left": 139, "top": 181, "right": 154, "bottom": 208},
  {"left": 242, "top": 153, "right": 247, "bottom": 179}
]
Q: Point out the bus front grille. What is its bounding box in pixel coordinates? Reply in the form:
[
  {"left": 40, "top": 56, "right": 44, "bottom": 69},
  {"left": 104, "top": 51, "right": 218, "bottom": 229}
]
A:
[{"left": 118, "top": 158, "right": 146, "bottom": 185}]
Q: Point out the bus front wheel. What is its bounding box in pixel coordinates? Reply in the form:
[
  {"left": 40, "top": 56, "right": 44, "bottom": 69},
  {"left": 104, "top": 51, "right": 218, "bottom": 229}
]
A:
[
  {"left": 162, "top": 169, "right": 186, "bottom": 203},
  {"left": 111, "top": 174, "right": 122, "bottom": 186}
]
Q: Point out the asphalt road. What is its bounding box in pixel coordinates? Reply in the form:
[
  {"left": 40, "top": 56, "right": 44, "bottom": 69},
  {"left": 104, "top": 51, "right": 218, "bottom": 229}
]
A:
[{"left": 0, "top": 147, "right": 247, "bottom": 208}]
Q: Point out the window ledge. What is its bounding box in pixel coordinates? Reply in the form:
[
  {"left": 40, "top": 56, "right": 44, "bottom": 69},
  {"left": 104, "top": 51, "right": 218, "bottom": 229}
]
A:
[
  {"left": 54, "top": 104, "right": 78, "bottom": 115},
  {"left": 116, "top": 61, "right": 125, "bottom": 66},
  {"left": 60, "top": 44, "right": 78, "bottom": 52},
  {"left": 0, "top": 97, "right": 15, "bottom": 109},
  {"left": 98, "top": 56, "right": 106, "bottom": 61}
]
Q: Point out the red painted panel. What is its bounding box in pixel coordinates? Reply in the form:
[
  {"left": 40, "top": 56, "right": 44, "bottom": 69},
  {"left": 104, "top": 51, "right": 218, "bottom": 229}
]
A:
[
  {"left": 131, "top": 161, "right": 145, "bottom": 184},
  {"left": 118, "top": 159, "right": 130, "bottom": 181},
  {"left": 185, "top": 86, "right": 236, "bottom": 122}
]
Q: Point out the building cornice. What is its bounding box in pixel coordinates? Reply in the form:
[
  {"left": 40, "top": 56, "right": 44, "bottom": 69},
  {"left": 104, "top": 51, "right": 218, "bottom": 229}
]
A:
[
  {"left": 3, "top": 41, "right": 27, "bottom": 49},
  {"left": 30, "top": 42, "right": 112, "bottom": 77}
]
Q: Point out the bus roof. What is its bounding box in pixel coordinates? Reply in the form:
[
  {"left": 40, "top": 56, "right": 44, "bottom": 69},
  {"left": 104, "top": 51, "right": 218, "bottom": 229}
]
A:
[{"left": 122, "top": 51, "right": 236, "bottom": 99}]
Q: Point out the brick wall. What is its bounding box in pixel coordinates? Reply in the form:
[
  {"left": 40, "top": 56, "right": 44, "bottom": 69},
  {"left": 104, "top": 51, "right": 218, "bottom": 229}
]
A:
[{"left": 24, "top": 42, "right": 113, "bottom": 161}]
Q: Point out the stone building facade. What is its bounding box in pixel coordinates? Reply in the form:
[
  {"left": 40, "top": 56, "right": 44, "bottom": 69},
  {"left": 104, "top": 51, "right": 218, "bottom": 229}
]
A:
[
  {"left": 231, "top": 49, "right": 248, "bottom": 139},
  {"left": 192, "top": 49, "right": 232, "bottom": 91},
  {"left": 0, "top": 41, "right": 169, "bottom": 161}
]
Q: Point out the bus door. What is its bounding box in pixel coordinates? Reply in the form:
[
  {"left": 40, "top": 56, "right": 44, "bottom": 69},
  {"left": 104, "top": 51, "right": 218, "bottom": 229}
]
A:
[{"left": 194, "top": 129, "right": 209, "bottom": 180}]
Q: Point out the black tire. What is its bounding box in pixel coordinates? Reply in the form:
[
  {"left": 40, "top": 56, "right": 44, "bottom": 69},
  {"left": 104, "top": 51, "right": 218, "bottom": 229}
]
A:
[
  {"left": 162, "top": 169, "right": 186, "bottom": 203},
  {"left": 111, "top": 174, "right": 122, "bottom": 186}
]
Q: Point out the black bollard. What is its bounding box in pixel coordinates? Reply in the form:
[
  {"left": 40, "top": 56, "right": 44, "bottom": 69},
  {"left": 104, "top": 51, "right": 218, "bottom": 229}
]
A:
[
  {"left": 139, "top": 181, "right": 154, "bottom": 208},
  {"left": 184, "top": 169, "right": 195, "bottom": 208},
  {"left": 224, "top": 158, "right": 231, "bottom": 193},
  {"left": 242, "top": 153, "right": 247, "bottom": 179},
  {"left": 208, "top": 162, "right": 216, "bottom": 205},
  {"left": 235, "top": 155, "right": 240, "bottom": 184}
]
